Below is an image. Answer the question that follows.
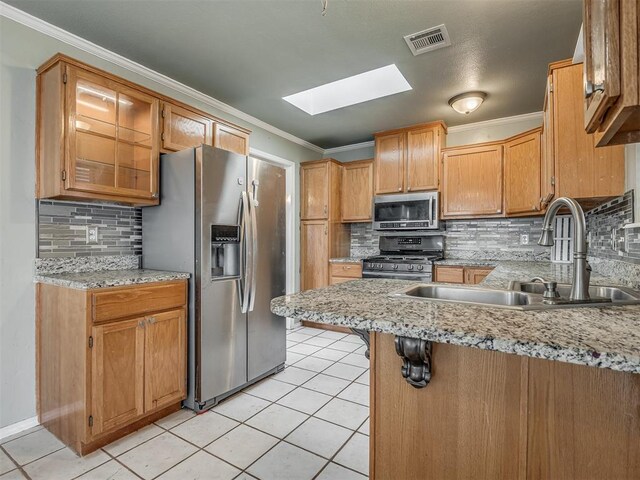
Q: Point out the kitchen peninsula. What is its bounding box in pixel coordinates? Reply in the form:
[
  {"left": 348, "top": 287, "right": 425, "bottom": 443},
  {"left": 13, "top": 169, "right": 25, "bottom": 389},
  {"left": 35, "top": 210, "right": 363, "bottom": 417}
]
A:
[{"left": 271, "top": 262, "right": 640, "bottom": 480}]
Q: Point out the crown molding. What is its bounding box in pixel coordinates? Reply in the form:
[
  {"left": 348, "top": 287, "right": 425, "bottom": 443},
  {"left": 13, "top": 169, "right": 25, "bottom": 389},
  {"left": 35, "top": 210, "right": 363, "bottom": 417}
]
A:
[
  {"left": 324, "top": 141, "right": 375, "bottom": 154},
  {"left": 0, "top": 1, "right": 324, "bottom": 154},
  {"left": 448, "top": 111, "right": 543, "bottom": 133}
]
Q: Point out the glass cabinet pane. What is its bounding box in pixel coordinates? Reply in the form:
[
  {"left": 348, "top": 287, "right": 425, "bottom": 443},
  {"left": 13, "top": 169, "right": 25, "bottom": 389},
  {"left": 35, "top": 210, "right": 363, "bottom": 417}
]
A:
[
  {"left": 118, "top": 92, "right": 153, "bottom": 146},
  {"left": 75, "top": 79, "right": 117, "bottom": 138},
  {"left": 75, "top": 132, "right": 116, "bottom": 187},
  {"left": 117, "top": 142, "right": 152, "bottom": 192}
]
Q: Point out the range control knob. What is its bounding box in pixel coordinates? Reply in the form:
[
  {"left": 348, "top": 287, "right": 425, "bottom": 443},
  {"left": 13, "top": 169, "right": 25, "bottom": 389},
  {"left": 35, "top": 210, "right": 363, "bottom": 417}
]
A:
[
  {"left": 407, "top": 265, "right": 414, "bottom": 270},
  {"left": 417, "top": 265, "right": 424, "bottom": 271},
  {"left": 392, "top": 264, "right": 399, "bottom": 270}
]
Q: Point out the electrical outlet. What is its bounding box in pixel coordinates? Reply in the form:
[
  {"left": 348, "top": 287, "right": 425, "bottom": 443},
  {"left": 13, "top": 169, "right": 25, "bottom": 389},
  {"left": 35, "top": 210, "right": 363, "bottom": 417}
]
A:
[
  {"left": 520, "top": 234, "right": 529, "bottom": 245},
  {"left": 86, "top": 225, "right": 99, "bottom": 244}
]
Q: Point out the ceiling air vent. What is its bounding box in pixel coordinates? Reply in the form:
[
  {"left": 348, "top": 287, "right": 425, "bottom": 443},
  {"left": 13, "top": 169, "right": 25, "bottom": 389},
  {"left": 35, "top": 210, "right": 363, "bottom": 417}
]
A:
[{"left": 404, "top": 24, "right": 451, "bottom": 56}]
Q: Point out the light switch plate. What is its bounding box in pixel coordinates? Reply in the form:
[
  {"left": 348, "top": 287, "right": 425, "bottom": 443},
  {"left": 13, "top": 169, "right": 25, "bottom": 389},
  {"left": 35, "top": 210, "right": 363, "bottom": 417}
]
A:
[
  {"left": 520, "top": 234, "right": 529, "bottom": 245},
  {"left": 86, "top": 225, "right": 99, "bottom": 244}
]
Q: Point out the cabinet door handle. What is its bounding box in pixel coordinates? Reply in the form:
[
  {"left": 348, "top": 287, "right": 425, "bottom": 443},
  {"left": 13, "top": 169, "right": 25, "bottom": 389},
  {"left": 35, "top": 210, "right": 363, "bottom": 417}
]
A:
[
  {"left": 323, "top": 205, "right": 327, "bottom": 215},
  {"left": 148, "top": 317, "right": 156, "bottom": 324},
  {"left": 138, "top": 320, "right": 145, "bottom": 328},
  {"left": 324, "top": 225, "right": 328, "bottom": 235},
  {"left": 398, "top": 187, "right": 402, "bottom": 191}
]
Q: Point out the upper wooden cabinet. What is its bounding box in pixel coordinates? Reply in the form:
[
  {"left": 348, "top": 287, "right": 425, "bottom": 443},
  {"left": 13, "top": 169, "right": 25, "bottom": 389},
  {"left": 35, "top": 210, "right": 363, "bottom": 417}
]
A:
[
  {"left": 374, "top": 121, "right": 447, "bottom": 195},
  {"left": 375, "top": 132, "right": 405, "bottom": 193},
  {"left": 214, "top": 123, "right": 250, "bottom": 155},
  {"left": 300, "top": 159, "right": 341, "bottom": 220},
  {"left": 583, "top": 0, "right": 640, "bottom": 146},
  {"left": 551, "top": 61, "right": 624, "bottom": 202},
  {"left": 38, "top": 61, "right": 160, "bottom": 205},
  {"left": 161, "top": 103, "right": 213, "bottom": 152},
  {"left": 341, "top": 159, "right": 374, "bottom": 222},
  {"left": 36, "top": 54, "right": 250, "bottom": 206},
  {"left": 504, "top": 128, "right": 543, "bottom": 216},
  {"left": 441, "top": 142, "right": 504, "bottom": 219}
]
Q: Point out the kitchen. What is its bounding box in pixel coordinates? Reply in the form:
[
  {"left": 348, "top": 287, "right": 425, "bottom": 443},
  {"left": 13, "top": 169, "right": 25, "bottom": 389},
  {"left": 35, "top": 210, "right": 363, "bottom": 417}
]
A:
[{"left": 1, "top": 1, "right": 639, "bottom": 479}]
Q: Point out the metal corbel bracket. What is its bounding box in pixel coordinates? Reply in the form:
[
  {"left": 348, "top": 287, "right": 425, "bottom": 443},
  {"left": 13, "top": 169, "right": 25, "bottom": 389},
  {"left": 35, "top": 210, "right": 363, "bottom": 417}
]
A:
[
  {"left": 350, "top": 328, "right": 370, "bottom": 359},
  {"left": 394, "top": 336, "right": 432, "bottom": 388}
]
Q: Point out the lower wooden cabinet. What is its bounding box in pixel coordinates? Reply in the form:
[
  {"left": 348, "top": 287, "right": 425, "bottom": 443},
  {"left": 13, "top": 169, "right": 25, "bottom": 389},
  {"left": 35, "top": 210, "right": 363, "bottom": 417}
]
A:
[
  {"left": 37, "top": 280, "right": 187, "bottom": 455},
  {"left": 434, "top": 265, "right": 494, "bottom": 284},
  {"left": 329, "top": 262, "right": 362, "bottom": 285},
  {"left": 301, "top": 221, "right": 349, "bottom": 291}
]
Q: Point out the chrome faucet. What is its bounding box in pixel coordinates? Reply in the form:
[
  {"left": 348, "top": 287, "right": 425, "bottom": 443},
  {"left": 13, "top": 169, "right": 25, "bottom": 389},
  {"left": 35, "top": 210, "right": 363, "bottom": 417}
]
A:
[{"left": 538, "top": 197, "right": 591, "bottom": 301}]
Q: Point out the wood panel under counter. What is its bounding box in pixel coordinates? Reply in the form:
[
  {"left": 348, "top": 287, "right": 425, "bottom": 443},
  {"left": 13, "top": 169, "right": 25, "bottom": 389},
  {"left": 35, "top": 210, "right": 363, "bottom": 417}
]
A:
[{"left": 370, "top": 332, "right": 640, "bottom": 480}]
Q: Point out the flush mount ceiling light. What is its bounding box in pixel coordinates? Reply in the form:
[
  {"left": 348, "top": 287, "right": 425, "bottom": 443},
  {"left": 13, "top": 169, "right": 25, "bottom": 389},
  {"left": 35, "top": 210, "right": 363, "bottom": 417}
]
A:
[
  {"left": 283, "top": 64, "right": 412, "bottom": 115},
  {"left": 448, "top": 91, "right": 487, "bottom": 115}
]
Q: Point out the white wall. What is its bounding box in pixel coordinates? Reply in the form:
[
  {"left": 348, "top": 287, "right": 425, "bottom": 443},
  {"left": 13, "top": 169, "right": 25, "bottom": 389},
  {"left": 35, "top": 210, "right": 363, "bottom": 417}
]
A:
[{"left": 0, "top": 15, "right": 320, "bottom": 429}]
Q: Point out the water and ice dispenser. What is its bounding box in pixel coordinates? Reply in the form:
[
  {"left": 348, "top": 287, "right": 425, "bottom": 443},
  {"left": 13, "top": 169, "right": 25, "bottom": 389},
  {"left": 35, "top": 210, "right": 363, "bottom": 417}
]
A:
[{"left": 210, "top": 225, "right": 240, "bottom": 279}]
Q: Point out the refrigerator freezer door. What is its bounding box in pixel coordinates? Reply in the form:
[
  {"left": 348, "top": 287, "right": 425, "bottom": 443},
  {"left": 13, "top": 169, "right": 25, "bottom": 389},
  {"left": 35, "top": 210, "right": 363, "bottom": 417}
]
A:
[
  {"left": 196, "top": 146, "right": 248, "bottom": 404},
  {"left": 247, "top": 157, "right": 287, "bottom": 381}
]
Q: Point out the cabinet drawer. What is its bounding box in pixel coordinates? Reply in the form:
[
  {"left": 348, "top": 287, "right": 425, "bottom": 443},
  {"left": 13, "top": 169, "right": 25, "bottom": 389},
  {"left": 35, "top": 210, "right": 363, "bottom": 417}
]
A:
[
  {"left": 330, "top": 263, "right": 362, "bottom": 278},
  {"left": 434, "top": 266, "right": 465, "bottom": 284},
  {"left": 92, "top": 281, "right": 187, "bottom": 323}
]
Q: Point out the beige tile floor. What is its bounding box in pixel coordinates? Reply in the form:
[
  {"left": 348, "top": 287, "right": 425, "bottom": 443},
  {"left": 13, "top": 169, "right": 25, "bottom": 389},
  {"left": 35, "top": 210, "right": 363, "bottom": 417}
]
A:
[{"left": 0, "top": 326, "right": 369, "bottom": 480}]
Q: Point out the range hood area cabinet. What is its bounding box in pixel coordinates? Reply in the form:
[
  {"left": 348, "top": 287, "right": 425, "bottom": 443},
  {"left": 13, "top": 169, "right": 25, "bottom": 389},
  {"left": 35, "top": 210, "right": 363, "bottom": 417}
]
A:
[
  {"left": 374, "top": 121, "right": 447, "bottom": 195},
  {"left": 545, "top": 60, "right": 624, "bottom": 204},
  {"left": 300, "top": 159, "right": 349, "bottom": 291},
  {"left": 583, "top": 0, "right": 640, "bottom": 147},
  {"left": 36, "top": 54, "right": 251, "bottom": 206}
]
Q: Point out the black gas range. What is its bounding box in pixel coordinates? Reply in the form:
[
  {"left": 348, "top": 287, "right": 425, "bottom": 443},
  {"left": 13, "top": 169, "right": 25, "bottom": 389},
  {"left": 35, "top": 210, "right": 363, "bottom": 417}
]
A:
[{"left": 362, "top": 234, "right": 444, "bottom": 282}]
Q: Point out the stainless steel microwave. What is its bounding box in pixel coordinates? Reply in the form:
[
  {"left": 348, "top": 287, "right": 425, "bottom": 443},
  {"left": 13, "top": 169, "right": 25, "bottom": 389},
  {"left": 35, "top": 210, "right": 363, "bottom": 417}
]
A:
[{"left": 373, "top": 192, "right": 439, "bottom": 231}]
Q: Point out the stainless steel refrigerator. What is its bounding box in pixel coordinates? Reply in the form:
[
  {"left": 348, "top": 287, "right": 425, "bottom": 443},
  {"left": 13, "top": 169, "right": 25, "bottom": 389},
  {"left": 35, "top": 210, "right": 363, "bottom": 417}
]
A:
[{"left": 142, "top": 145, "right": 286, "bottom": 412}]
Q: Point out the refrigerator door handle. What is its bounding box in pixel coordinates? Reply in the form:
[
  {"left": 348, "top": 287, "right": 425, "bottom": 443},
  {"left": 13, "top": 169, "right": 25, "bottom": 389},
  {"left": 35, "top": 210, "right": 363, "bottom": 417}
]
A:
[
  {"left": 240, "top": 191, "right": 252, "bottom": 314},
  {"left": 248, "top": 191, "right": 258, "bottom": 312}
]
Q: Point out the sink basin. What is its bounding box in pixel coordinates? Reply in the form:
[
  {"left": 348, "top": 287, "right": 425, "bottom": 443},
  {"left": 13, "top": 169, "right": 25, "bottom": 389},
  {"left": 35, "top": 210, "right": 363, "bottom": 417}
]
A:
[
  {"left": 509, "top": 281, "right": 640, "bottom": 305},
  {"left": 391, "top": 283, "right": 640, "bottom": 310},
  {"left": 392, "top": 284, "right": 544, "bottom": 310}
]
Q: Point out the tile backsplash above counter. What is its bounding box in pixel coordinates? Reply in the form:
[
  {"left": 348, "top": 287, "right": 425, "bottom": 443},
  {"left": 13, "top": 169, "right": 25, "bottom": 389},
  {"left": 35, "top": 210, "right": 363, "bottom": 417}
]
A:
[{"left": 37, "top": 200, "right": 142, "bottom": 258}]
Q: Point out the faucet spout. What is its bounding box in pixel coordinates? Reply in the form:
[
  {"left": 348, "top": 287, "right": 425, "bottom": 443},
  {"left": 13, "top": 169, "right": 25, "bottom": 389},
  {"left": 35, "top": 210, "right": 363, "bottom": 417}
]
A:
[{"left": 538, "top": 197, "right": 590, "bottom": 301}]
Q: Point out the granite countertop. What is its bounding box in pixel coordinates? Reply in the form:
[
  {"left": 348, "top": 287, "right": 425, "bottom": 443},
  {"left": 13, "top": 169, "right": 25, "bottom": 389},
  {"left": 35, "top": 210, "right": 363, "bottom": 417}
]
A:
[
  {"left": 329, "top": 257, "right": 366, "bottom": 264},
  {"left": 271, "top": 261, "right": 640, "bottom": 374},
  {"left": 35, "top": 269, "right": 190, "bottom": 290}
]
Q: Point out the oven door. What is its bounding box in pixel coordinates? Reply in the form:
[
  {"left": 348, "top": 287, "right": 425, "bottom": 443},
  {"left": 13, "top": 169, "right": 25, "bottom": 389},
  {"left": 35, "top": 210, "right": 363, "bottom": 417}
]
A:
[
  {"left": 373, "top": 193, "right": 438, "bottom": 231},
  {"left": 362, "top": 271, "right": 433, "bottom": 282}
]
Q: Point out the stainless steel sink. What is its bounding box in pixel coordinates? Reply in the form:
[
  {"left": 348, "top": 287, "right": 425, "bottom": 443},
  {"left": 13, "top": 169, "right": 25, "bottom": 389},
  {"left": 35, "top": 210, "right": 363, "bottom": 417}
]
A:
[
  {"left": 391, "top": 283, "right": 640, "bottom": 310},
  {"left": 391, "top": 284, "right": 545, "bottom": 310},
  {"left": 509, "top": 281, "right": 640, "bottom": 305}
]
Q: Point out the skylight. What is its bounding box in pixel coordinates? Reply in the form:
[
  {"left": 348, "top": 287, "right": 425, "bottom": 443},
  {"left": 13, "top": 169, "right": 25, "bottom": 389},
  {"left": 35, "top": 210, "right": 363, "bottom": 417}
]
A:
[{"left": 283, "top": 64, "right": 412, "bottom": 115}]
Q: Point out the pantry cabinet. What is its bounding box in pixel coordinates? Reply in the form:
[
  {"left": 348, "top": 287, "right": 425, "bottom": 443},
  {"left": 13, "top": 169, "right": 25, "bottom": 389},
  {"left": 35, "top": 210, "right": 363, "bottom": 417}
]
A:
[
  {"left": 300, "top": 159, "right": 349, "bottom": 291},
  {"left": 341, "top": 159, "right": 374, "bottom": 222},
  {"left": 374, "top": 121, "right": 447, "bottom": 195},
  {"left": 37, "top": 280, "right": 188, "bottom": 455},
  {"left": 504, "top": 128, "right": 543, "bottom": 216},
  {"left": 161, "top": 102, "right": 213, "bottom": 152},
  {"left": 551, "top": 61, "right": 624, "bottom": 202},
  {"left": 441, "top": 142, "right": 504, "bottom": 219},
  {"left": 583, "top": 0, "right": 640, "bottom": 146}
]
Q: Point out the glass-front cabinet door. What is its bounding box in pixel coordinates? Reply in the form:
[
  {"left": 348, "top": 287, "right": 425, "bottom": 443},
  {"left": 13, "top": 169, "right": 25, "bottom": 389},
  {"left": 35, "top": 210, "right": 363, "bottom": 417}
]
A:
[{"left": 66, "top": 67, "right": 159, "bottom": 200}]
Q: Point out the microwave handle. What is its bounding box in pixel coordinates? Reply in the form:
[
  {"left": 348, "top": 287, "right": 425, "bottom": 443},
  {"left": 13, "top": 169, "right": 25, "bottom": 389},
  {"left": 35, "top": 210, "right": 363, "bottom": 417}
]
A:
[{"left": 428, "top": 196, "right": 433, "bottom": 222}]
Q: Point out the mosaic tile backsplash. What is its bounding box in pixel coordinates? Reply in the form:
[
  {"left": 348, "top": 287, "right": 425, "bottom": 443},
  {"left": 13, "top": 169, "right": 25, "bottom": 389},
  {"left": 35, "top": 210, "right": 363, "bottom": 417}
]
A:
[
  {"left": 349, "top": 190, "right": 639, "bottom": 266},
  {"left": 585, "top": 190, "right": 639, "bottom": 264},
  {"left": 38, "top": 200, "right": 142, "bottom": 258}
]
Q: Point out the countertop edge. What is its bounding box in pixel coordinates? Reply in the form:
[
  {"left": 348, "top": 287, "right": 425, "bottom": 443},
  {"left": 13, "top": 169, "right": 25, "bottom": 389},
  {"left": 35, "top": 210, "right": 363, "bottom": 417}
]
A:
[
  {"left": 34, "top": 271, "right": 190, "bottom": 290},
  {"left": 272, "top": 303, "right": 640, "bottom": 374}
]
